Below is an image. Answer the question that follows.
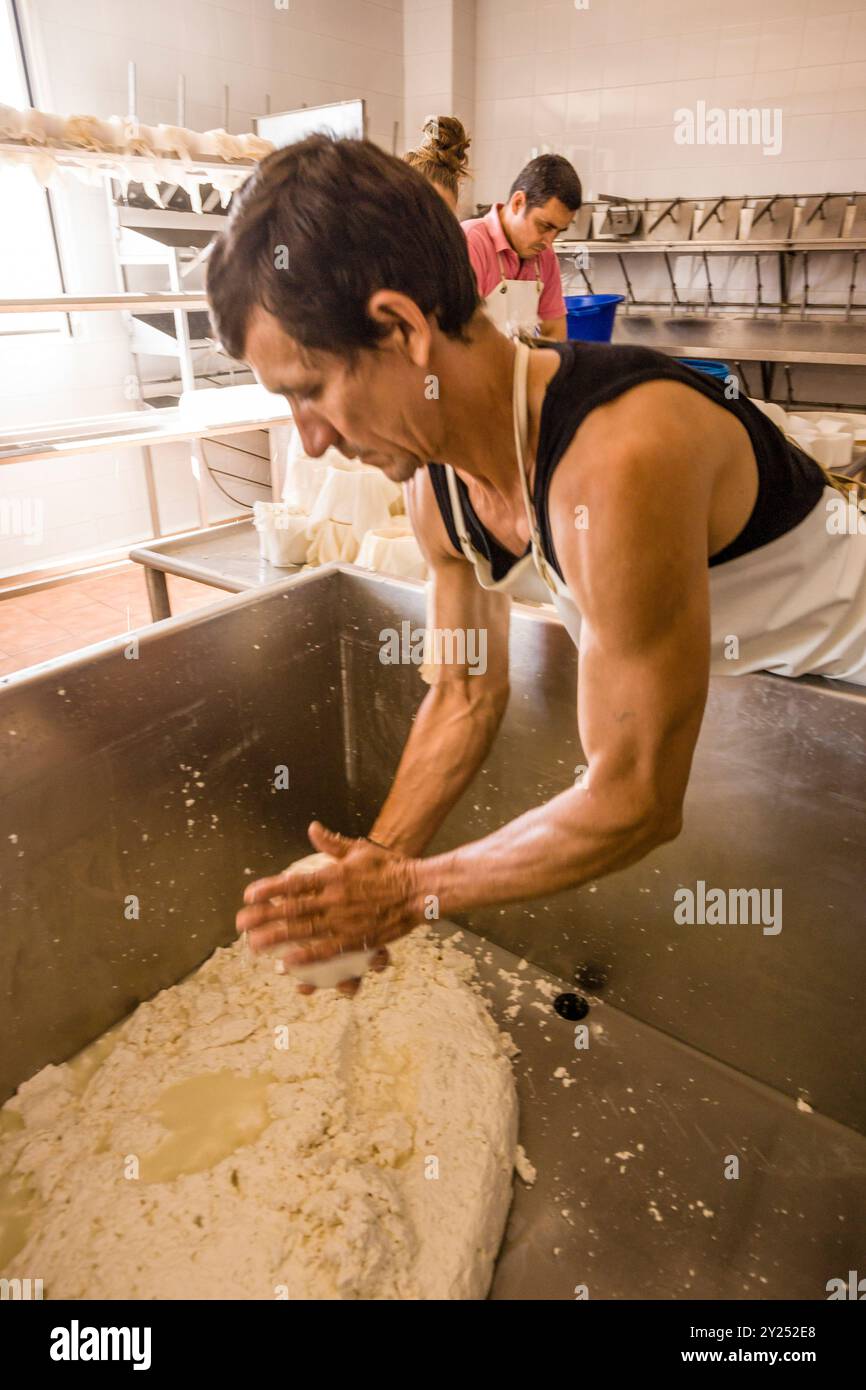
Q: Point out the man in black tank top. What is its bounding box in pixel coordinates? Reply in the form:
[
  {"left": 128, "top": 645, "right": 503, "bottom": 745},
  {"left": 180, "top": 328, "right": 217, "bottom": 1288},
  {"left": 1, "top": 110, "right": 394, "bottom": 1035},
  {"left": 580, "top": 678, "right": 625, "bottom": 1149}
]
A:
[
  {"left": 209, "top": 135, "right": 866, "bottom": 989},
  {"left": 427, "top": 337, "right": 829, "bottom": 583}
]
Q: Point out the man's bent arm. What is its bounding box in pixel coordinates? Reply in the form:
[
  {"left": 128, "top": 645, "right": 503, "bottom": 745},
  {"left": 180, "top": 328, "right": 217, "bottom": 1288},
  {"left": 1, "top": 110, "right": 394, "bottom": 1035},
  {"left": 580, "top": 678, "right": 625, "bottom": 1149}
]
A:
[{"left": 410, "top": 405, "right": 714, "bottom": 912}]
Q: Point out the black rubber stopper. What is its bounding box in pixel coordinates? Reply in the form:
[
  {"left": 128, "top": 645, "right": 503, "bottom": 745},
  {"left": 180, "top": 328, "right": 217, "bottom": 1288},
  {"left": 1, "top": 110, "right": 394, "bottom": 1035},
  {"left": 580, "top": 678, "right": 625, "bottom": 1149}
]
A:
[{"left": 554, "top": 992, "right": 589, "bottom": 1020}]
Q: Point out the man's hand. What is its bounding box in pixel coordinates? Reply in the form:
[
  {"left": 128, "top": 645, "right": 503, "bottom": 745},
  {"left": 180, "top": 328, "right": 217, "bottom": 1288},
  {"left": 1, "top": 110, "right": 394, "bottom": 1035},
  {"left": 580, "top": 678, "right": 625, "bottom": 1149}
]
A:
[{"left": 236, "top": 822, "right": 423, "bottom": 997}]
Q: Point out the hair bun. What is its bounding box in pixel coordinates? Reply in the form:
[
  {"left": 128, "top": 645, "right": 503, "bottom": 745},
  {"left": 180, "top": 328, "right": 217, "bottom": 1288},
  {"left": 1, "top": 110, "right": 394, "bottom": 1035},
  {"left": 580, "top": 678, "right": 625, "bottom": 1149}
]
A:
[{"left": 420, "top": 115, "right": 471, "bottom": 174}]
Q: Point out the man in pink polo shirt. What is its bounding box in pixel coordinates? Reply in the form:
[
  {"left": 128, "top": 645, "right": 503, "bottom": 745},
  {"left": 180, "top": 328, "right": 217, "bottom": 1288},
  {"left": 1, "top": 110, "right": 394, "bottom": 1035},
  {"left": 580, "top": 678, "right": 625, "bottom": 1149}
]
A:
[{"left": 462, "top": 153, "right": 581, "bottom": 341}]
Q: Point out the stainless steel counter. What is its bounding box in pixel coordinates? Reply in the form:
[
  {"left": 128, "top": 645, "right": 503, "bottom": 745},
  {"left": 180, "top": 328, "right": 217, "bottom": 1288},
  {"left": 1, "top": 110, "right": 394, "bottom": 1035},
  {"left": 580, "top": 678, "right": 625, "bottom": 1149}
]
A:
[
  {"left": 612, "top": 313, "right": 866, "bottom": 365},
  {"left": 129, "top": 519, "right": 299, "bottom": 619}
]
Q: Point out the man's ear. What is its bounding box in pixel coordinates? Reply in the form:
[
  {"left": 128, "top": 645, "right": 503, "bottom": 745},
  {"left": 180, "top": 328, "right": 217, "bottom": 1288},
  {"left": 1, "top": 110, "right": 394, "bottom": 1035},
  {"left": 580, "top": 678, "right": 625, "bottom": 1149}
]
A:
[
  {"left": 510, "top": 190, "right": 526, "bottom": 217},
  {"left": 366, "top": 290, "right": 432, "bottom": 369}
]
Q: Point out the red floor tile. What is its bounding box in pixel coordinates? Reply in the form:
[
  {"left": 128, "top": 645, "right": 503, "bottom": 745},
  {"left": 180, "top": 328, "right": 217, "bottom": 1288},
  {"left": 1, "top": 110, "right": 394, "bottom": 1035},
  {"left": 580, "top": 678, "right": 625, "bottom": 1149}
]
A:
[{"left": 0, "top": 568, "right": 218, "bottom": 676}]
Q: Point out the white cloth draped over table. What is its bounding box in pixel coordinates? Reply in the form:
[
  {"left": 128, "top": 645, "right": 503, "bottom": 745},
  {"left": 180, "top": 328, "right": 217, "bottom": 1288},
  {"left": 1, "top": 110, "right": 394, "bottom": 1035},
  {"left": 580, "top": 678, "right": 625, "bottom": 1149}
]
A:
[
  {"left": 307, "top": 460, "right": 401, "bottom": 563},
  {"left": 280, "top": 425, "right": 409, "bottom": 568},
  {"left": 355, "top": 519, "right": 427, "bottom": 581},
  {"left": 280, "top": 429, "right": 336, "bottom": 513}
]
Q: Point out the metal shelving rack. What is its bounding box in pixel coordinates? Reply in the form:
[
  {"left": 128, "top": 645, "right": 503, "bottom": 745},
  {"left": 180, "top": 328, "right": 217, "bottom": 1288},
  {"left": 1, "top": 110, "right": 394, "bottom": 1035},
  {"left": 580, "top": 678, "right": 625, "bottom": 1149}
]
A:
[
  {"left": 555, "top": 192, "right": 866, "bottom": 406},
  {"left": 106, "top": 186, "right": 240, "bottom": 403},
  {"left": 103, "top": 179, "right": 245, "bottom": 529},
  {"left": 0, "top": 76, "right": 292, "bottom": 596},
  {"left": 0, "top": 166, "right": 287, "bottom": 592}
]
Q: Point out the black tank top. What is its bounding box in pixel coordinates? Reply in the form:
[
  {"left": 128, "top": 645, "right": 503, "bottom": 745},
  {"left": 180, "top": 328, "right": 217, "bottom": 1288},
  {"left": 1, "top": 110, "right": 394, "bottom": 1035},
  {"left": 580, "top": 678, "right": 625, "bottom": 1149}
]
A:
[{"left": 428, "top": 340, "right": 826, "bottom": 583}]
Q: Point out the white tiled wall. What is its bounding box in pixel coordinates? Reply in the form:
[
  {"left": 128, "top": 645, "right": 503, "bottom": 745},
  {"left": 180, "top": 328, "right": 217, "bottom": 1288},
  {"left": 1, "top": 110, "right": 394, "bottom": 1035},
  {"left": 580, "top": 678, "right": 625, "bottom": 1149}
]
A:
[
  {"left": 472, "top": 0, "right": 866, "bottom": 203},
  {"left": 404, "top": 0, "right": 455, "bottom": 132},
  {"left": 0, "top": 0, "right": 404, "bottom": 579},
  {"left": 25, "top": 0, "right": 404, "bottom": 151},
  {"left": 403, "top": 0, "right": 477, "bottom": 214}
]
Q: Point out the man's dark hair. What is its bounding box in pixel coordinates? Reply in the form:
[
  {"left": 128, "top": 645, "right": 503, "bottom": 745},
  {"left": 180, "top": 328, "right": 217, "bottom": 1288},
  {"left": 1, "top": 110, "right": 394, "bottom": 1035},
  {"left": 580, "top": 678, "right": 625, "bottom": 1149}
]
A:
[
  {"left": 508, "top": 154, "right": 582, "bottom": 213},
  {"left": 207, "top": 135, "right": 479, "bottom": 362}
]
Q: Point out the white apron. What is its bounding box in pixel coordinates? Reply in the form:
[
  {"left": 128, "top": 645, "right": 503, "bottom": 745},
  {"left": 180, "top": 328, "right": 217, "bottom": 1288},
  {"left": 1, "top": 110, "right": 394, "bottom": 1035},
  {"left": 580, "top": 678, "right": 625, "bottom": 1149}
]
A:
[
  {"left": 445, "top": 340, "right": 866, "bottom": 686},
  {"left": 483, "top": 250, "right": 542, "bottom": 339}
]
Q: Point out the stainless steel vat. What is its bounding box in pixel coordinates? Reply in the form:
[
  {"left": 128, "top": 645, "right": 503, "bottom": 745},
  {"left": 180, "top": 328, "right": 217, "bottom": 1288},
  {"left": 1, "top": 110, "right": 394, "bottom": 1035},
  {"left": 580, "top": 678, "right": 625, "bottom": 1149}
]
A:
[{"left": 2, "top": 565, "right": 864, "bottom": 1299}]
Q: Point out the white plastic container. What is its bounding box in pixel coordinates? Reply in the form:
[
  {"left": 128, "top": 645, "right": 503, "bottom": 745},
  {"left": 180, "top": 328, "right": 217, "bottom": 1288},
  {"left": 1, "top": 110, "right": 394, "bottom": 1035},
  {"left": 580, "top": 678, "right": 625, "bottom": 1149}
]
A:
[
  {"left": 786, "top": 414, "right": 855, "bottom": 471},
  {"left": 748, "top": 398, "right": 788, "bottom": 433},
  {"left": 811, "top": 431, "right": 854, "bottom": 471},
  {"left": 252, "top": 501, "right": 310, "bottom": 567}
]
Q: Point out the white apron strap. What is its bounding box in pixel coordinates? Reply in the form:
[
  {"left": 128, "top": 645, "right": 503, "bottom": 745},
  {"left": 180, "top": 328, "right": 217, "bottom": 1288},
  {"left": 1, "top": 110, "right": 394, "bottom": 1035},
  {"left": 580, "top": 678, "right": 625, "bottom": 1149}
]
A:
[{"left": 512, "top": 339, "right": 559, "bottom": 592}]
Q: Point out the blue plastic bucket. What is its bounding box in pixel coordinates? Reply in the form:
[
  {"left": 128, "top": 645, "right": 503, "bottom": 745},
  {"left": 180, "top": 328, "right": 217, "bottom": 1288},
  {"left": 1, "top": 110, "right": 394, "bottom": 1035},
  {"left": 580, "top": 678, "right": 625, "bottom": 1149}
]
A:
[
  {"left": 676, "top": 357, "right": 732, "bottom": 383},
  {"left": 565, "top": 293, "right": 624, "bottom": 343}
]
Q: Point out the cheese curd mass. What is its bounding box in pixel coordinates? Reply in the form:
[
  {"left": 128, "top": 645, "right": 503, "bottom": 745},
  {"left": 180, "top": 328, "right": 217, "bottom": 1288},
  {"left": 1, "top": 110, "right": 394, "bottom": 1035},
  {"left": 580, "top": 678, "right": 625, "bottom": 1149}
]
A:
[{"left": 0, "top": 927, "right": 519, "bottom": 1300}]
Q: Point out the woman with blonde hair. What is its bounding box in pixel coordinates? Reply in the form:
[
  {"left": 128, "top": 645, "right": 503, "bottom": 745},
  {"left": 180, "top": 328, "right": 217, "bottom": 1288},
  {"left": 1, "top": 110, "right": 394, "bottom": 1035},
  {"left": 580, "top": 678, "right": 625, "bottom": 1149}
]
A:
[{"left": 403, "top": 115, "right": 470, "bottom": 213}]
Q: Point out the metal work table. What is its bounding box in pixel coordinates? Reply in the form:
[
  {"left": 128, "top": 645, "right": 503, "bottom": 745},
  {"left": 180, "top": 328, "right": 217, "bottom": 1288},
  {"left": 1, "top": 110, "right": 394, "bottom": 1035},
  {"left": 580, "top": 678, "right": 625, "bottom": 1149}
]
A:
[
  {"left": 130, "top": 519, "right": 299, "bottom": 619},
  {"left": 612, "top": 312, "right": 866, "bottom": 366}
]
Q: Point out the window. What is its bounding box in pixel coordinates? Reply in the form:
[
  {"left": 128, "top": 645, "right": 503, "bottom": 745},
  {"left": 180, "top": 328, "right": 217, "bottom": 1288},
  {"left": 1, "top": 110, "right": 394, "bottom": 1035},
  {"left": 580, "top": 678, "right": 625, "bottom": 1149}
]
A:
[{"left": 0, "top": 0, "right": 66, "bottom": 335}]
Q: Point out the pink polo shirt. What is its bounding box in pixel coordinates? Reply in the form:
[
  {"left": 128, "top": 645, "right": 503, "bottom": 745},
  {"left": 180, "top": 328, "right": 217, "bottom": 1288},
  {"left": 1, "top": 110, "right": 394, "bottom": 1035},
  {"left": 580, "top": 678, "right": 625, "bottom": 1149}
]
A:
[{"left": 461, "top": 203, "right": 566, "bottom": 322}]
